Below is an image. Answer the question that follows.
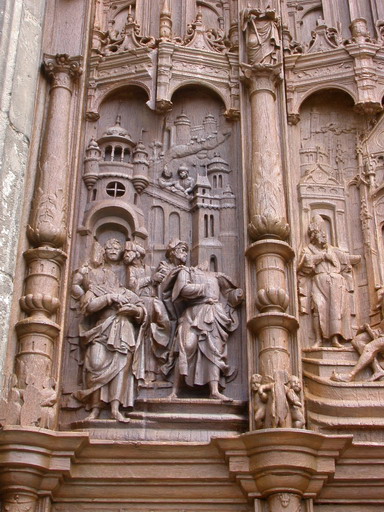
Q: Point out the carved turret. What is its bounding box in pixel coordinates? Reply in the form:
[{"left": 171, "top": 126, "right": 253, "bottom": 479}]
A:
[
  {"left": 132, "top": 140, "right": 149, "bottom": 193},
  {"left": 83, "top": 137, "right": 101, "bottom": 195}
]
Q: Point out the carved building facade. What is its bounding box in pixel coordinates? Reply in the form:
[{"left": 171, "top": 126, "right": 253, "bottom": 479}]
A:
[{"left": 1, "top": 0, "right": 384, "bottom": 510}]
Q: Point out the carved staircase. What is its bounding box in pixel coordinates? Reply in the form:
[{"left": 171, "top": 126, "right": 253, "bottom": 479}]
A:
[{"left": 303, "top": 347, "right": 384, "bottom": 436}]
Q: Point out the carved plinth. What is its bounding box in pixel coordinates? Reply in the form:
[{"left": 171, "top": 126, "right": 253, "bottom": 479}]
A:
[{"left": 66, "top": 399, "right": 247, "bottom": 442}]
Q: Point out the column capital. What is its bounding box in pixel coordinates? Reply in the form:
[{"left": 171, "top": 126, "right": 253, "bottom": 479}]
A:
[
  {"left": 43, "top": 54, "right": 83, "bottom": 91},
  {"left": 241, "top": 63, "right": 282, "bottom": 97}
]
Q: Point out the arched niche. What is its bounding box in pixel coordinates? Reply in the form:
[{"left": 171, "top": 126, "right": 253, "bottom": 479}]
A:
[
  {"left": 97, "top": 85, "right": 154, "bottom": 145},
  {"left": 111, "top": 1, "right": 137, "bottom": 34},
  {"left": 300, "top": 5, "right": 323, "bottom": 44},
  {"left": 83, "top": 201, "right": 148, "bottom": 243}
]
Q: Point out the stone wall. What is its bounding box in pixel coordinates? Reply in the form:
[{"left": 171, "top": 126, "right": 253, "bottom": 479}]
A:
[{"left": 0, "top": 0, "right": 47, "bottom": 389}]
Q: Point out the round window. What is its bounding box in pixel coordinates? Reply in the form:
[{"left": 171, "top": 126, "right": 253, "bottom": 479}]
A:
[{"left": 106, "top": 181, "right": 126, "bottom": 197}]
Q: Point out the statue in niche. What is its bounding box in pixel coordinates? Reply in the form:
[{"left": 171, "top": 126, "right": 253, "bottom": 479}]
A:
[
  {"left": 124, "top": 242, "right": 171, "bottom": 384},
  {"left": 298, "top": 215, "right": 360, "bottom": 348},
  {"left": 241, "top": 5, "right": 280, "bottom": 66},
  {"left": 162, "top": 250, "right": 244, "bottom": 401},
  {"left": 152, "top": 239, "right": 190, "bottom": 376},
  {"left": 71, "top": 238, "right": 146, "bottom": 422},
  {"left": 331, "top": 322, "right": 384, "bottom": 382}
]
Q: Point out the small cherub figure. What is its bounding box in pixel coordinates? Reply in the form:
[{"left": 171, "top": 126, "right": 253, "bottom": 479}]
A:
[
  {"left": 251, "top": 373, "right": 273, "bottom": 429},
  {"left": 285, "top": 375, "right": 305, "bottom": 429}
]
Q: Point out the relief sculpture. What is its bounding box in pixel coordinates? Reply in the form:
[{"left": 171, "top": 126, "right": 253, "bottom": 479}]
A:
[
  {"left": 69, "top": 233, "right": 243, "bottom": 419},
  {"left": 163, "top": 254, "right": 244, "bottom": 401},
  {"left": 72, "top": 239, "right": 146, "bottom": 422},
  {"left": 331, "top": 322, "right": 384, "bottom": 382},
  {"left": 298, "top": 215, "right": 360, "bottom": 348},
  {"left": 124, "top": 242, "right": 171, "bottom": 385},
  {"left": 62, "top": 80, "right": 244, "bottom": 428}
]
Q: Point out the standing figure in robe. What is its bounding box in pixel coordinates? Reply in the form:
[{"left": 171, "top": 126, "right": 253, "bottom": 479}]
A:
[
  {"left": 72, "top": 238, "right": 146, "bottom": 422},
  {"left": 298, "top": 215, "right": 360, "bottom": 348},
  {"left": 124, "top": 242, "right": 171, "bottom": 384},
  {"left": 164, "top": 259, "right": 243, "bottom": 401}
]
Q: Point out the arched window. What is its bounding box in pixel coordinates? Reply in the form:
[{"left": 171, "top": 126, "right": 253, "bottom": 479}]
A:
[
  {"left": 151, "top": 206, "right": 165, "bottom": 244},
  {"left": 210, "top": 255, "right": 218, "bottom": 272},
  {"left": 204, "top": 214, "right": 209, "bottom": 238},
  {"left": 114, "top": 146, "right": 122, "bottom": 162},
  {"left": 104, "top": 146, "right": 112, "bottom": 161},
  {"left": 169, "top": 212, "right": 181, "bottom": 240}
]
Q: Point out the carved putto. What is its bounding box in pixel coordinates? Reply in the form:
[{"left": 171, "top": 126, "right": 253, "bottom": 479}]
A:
[{"left": 251, "top": 372, "right": 305, "bottom": 429}]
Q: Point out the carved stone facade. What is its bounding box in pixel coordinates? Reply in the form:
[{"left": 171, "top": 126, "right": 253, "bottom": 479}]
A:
[{"left": 2, "top": 0, "right": 384, "bottom": 511}]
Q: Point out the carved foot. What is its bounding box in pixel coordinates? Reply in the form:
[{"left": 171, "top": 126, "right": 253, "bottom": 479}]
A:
[
  {"left": 330, "top": 371, "right": 353, "bottom": 382},
  {"left": 84, "top": 407, "right": 100, "bottom": 421},
  {"left": 111, "top": 410, "right": 130, "bottom": 423},
  {"left": 368, "top": 369, "right": 384, "bottom": 382},
  {"left": 331, "top": 336, "right": 343, "bottom": 348},
  {"left": 167, "top": 392, "right": 179, "bottom": 400},
  {"left": 210, "top": 392, "right": 233, "bottom": 402}
]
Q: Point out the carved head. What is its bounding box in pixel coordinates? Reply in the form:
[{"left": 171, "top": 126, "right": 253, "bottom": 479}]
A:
[
  {"left": 251, "top": 373, "right": 262, "bottom": 390},
  {"left": 104, "top": 238, "right": 123, "bottom": 262},
  {"left": 177, "top": 165, "right": 189, "bottom": 179},
  {"left": 279, "top": 493, "right": 290, "bottom": 507},
  {"left": 308, "top": 215, "right": 327, "bottom": 248},
  {"left": 289, "top": 375, "right": 301, "bottom": 393},
  {"left": 124, "top": 241, "right": 146, "bottom": 265},
  {"left": 166, "top": 239, "right": 188, "bottom": 265},
  {"left": 162, "top": 166, "right": 173, "bottom": 179}
]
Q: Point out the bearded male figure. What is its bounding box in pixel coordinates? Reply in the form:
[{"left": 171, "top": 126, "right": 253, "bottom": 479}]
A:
[
  {"left": 298, "top": 215, "right": 360, "bottom": 347},
  {"left": 72, "top": 238, "right": 145, "bottom": 422},
  {"left": 164, "top": 259, "right": 243, "bottom": 401}
]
